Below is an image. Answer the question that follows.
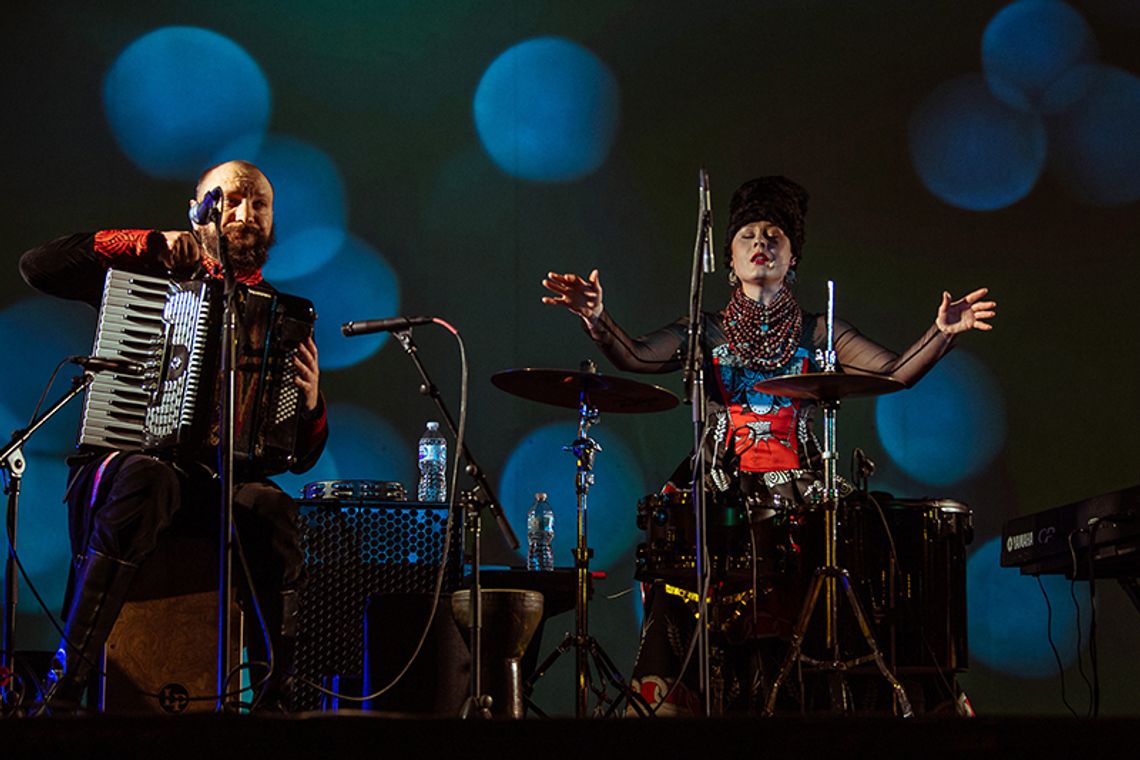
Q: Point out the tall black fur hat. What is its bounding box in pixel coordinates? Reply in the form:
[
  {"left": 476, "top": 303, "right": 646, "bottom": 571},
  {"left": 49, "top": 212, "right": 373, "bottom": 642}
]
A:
[{"left": 723, "top": 176, "right": 809, "bottom": 269}]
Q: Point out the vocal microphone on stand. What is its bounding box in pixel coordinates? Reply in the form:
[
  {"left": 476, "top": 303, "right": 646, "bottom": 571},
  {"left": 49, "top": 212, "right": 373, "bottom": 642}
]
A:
[
  {"left": 188, "top": 187, "right": 223, "bottom": 226},
  {"left": 341, "top": 316, "right": 435, "bottom": 337},
  {"left": 700, "top": 169, "right": 714, "bottom": 274}
]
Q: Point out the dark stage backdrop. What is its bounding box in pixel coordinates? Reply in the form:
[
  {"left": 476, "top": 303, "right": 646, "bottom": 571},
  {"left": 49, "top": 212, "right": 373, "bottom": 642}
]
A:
[{"left": 4, "top": 1, "right": 1138, "bottom": 716}]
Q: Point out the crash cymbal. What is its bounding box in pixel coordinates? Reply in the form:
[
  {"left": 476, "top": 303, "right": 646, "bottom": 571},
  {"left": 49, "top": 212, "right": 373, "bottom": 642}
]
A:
[
  {"left": 754, "top": 372, "right": 904, "bottom": 401},
  {"left": 491, "top": 367, "right": 679, "bottom": 413}
]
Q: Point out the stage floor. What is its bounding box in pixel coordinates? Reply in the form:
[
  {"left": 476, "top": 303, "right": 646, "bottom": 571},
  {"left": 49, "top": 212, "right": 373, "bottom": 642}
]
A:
[{"left": 2, "top": 713, "right": 1137, "bottom": 759}]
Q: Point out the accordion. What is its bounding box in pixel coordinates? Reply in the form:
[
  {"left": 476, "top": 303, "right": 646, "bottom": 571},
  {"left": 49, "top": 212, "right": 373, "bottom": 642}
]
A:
[{"left": 78, "top": 268, "right": 316, "bottom": 474}]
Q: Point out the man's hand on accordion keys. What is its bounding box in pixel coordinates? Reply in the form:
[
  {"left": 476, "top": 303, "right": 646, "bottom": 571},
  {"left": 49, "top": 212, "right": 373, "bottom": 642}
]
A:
[{"left": 294, "top": 336, "right": 320, "bottom": 412}]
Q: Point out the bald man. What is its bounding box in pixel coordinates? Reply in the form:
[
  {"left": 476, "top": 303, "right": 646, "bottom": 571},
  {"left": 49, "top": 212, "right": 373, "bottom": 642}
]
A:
[{"left": 19, "top": 160, "right": 328, "bottom": 713}]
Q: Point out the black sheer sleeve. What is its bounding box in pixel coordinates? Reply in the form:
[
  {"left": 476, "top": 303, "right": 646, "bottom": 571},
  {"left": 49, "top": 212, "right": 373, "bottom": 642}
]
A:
[
  {"left": 583, "top": 309, "right": 690, "bottom": 374},
  {"left": 823, "top": 316, "right": 955, "bottom": 388}
]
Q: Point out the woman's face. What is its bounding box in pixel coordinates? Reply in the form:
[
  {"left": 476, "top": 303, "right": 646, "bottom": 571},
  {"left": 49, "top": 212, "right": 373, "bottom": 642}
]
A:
[{"left": 731, "top": 220, "right": 794, "bottom": 290}]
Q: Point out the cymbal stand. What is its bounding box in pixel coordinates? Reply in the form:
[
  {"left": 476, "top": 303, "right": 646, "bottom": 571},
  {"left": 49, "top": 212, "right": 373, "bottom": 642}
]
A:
[
  {"left": 523, "top": 362, "right": 649, "bottom": 718},
  {"left": 762, "top": 281, "right": 912, "bottom": 717}
]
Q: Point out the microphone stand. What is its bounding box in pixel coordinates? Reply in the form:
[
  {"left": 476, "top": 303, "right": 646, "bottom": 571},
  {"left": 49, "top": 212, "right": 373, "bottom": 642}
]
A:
[
  {"left": 682, "top": 168, "right": 714, "bottom": 715},
  {"left": 207, "top": 210, "right": 240, "bottom": 713},
  {"left": 1, "top": 373, "right": 93, "bottom": 712},
  {"left": 390, "top": 328, "right": 519, "bottom": 719}
]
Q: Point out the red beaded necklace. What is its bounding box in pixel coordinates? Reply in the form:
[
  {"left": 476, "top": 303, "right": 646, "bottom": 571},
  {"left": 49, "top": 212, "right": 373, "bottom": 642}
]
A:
[{"left": 721, "top": 285, "right": 803, "bottom": 370}]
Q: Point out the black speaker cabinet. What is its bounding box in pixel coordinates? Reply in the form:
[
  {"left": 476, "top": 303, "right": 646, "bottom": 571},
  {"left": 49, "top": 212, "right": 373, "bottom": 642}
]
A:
[
  {"left": 363, "top": 592, "right": 470, "bottom": 715},
  {"left": 292, "top": 500, "right": 462, "bottom": 712}
]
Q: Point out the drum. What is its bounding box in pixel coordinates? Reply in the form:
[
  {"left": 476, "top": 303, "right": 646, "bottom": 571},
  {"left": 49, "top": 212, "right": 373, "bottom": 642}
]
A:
[
  {"left": 848, "top": 493, "right": 973, "bottom": 673},
  {"left": 634, "top": 490, "right": 803, "bottom": 590}
]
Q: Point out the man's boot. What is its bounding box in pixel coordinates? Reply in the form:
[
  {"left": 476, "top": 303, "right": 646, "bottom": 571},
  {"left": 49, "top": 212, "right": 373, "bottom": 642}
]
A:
[{"left": 38, "top": 548, "right": 139, "bottom": 713}]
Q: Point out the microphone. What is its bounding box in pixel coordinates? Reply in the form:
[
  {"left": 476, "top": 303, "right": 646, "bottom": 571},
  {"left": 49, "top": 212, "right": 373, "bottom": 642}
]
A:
[
  {"left": 69, "top": 355, "right": 144, "bottom": 375},
  {"left": 341, "top": 316, "right": 435, "bottom": 337},
  {"left": 853, "top": 447, "right": 876, "bottom": 479},
  {"left": 188, "top": 187, "right": 222, "bottom": 225},
  {"left": 699, "top": 168, "right": 715, "bottom": 274}
]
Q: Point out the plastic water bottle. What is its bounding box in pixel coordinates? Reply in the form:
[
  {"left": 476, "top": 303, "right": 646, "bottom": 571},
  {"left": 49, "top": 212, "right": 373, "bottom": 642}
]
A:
[
  {"left": 526, "top": 492, "right": 555, "bottom": 571},
  {"left": 417, "top": 421, "right": 447, "bottom": 502}
]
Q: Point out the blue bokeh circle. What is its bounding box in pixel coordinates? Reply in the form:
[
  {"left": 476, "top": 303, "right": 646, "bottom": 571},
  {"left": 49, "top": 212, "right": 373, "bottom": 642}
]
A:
[
  {"left": 498, "top": 423, "right": 645, "bottom": 571},
  {"left": 967, "top": 538, "right": 1084, "bottom": 678},
  {"left": 222, "top": 135, "right": 349, "bottom": 280},
  {"left": 11, "top": 455, "right": 73, "bottom": 590},
  {"left": 0, "top": 401, "right": 81, "bottom": 618},
  {"left": 103, "top": 27, "right": 271, "bottom": 180},
  {"left": 322, "top": 403, "right": 416, "bottom": 487},
  {"left": 875, "top": 350, "right": 1006, "bottom": 486},
  {"left": 909, "top": 74, "right": 1047, "bottom": 211},
  {"left": 274, "top": 235, "right": 399, "bottom": 371},
  {"left": 273, "top": 450, "right": 340, "bottom": 501},
  {"left": 912, "top": 74, "right": 1044, "bottom": 210},
  {"left": 1046, "top": 65, "right": 1140, "bottom": 207},
  {"left": 474, "top": 36, "right": 621, "bottom": 182},
  {"left": 0, "top": 297, "right": 95, "bottom": 448},
  {"left": 982, "top": 0, "right": 1099, "bottom": 114},
  {"left": 273, "top": 403, "right": 414, "bottom": 499}
]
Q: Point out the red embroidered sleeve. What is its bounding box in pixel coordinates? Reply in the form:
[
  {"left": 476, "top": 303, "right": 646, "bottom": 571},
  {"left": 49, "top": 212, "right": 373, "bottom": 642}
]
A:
[
  {"left": 289, "top": 394, "right": 329, "bottom": 474},
  {"left": 91, "top": 230, "right": 264, "bottom": 285},
  {"left": 93, "top": 229, "right": 154, "bottom": 261},
  {"left": 298, "top": 399, "right": 328, "bottom": 451}
]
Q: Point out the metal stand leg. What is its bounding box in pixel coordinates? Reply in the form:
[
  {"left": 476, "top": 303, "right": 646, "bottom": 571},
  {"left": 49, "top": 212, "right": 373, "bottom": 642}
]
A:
[
  {"left": 1, "top": 460, "right": 22, "bottom": 712},
  {"left": 459, "top": 493, "right": 493, "bottom": 719},
  {"left": 762, "top": 399, "right": 912, "bottom": 718},
  {"left": 763, "top": 567, "right": 912, "bottom": 716},
  {"left": 522, "top": 630, "right": 651, "bottom": 718}
]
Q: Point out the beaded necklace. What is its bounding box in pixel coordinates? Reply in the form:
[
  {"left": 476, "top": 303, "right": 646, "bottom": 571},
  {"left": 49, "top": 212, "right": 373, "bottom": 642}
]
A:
[{"left": 721, "top": 285, "right": 803, "bottom": 370}]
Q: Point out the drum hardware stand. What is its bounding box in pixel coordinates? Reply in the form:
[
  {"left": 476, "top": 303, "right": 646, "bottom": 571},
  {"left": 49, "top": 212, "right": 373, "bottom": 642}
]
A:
[
  {"left": 761, "top": 281, "right": 912, "bottom": 718},
  {"left": 387, "top": 327, "right": 519, "bottom": 719},
  {"left": 522, "top": 360, "right": 650, "bottom": 718},
  {"left": 853, "top": 448, "right": 898, "bottom": 670},
  {"left": 1, "top": 373, "right": 94, "bottom": 712}
]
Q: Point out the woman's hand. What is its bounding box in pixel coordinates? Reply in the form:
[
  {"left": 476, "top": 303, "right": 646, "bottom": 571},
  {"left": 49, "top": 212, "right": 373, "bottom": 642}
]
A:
[
  {"left": 936, "top": 287, "right": 996, "bottom": 335},
  {"left": 541, "top": 269, "right": 604, "bottom": 325}
]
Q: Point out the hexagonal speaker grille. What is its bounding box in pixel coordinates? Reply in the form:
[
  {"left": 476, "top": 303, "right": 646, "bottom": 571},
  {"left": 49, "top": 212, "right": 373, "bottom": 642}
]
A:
[{"left": 292, "top": 501, "right": 462, "bottom": 711}]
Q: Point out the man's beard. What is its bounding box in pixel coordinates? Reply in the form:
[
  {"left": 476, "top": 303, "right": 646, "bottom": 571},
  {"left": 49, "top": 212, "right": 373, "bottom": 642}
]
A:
[{"left": 219, "top": 224, "right": 273, "bottom": 274}]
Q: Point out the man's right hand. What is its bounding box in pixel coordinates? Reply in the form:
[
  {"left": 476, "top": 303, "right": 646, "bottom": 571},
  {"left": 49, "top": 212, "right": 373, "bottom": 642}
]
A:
[{"left": 156, "top": 231, "right": 204, "bottom": 271}]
